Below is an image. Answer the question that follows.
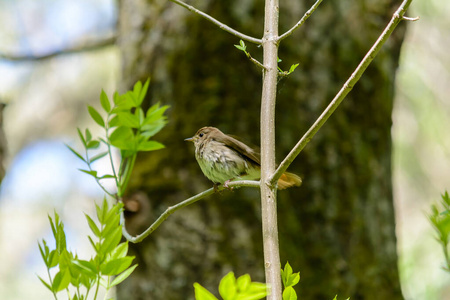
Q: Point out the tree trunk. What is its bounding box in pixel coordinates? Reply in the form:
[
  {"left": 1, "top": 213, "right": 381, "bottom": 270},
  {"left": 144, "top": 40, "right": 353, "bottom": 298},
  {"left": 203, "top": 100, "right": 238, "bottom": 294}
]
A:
[{"left": 116, "top": 0, "right": 405, "bottom": 299}]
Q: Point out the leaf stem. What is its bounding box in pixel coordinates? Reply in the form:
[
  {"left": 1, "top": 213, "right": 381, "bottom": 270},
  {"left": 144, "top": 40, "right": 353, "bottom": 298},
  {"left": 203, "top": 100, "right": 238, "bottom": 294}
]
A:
[
  {"left": 105, "top": 115, "right": 120, "bottom": 192},
  {"left": 93, "top": 277, "right": 101, "bottom": 300}
]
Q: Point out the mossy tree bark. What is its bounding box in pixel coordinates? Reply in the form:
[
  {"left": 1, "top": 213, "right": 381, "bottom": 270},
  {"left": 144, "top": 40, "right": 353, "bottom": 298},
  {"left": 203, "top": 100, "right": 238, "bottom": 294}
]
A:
[{"left": 116, "top": 0, "right": 405, "bottom": 299}]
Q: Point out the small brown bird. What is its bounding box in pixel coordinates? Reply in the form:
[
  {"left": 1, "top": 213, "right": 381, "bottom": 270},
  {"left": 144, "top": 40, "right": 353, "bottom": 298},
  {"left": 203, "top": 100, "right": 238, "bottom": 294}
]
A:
[{"left": 185, "top": 127, "right": 301, "bottom": 190}]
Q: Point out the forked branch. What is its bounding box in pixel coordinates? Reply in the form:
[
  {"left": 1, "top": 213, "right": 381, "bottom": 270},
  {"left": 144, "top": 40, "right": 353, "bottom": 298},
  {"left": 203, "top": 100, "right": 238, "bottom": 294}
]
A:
[
  {"left": 269, "top": 0, "right": 416, "bottom": 185},
  {"left": 121, "top": 180, "right": 260, "bottom": 243}
]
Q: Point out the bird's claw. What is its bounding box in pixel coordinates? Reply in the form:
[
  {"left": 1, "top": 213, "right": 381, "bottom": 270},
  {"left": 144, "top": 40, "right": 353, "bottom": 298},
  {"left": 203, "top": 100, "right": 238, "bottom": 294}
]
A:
[{"left": 223, "top": 179, "right": 234, "bottom": 190}]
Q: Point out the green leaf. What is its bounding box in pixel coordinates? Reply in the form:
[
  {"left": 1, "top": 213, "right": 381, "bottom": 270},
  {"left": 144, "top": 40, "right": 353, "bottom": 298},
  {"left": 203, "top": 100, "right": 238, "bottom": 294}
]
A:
[
  {"left": 88, "top": 106, "right": 105, "bottom": 127},
  {"left": 77, "top": 128, "right": 87, "bottom": 147},
  {"left": 85, "top": 214, "right": 101, "bottom": 238},
  {"left": 194, "top": 283, "right": 219, "bottom": 300},
  {"left": 48, "top": 249, "right": 59, "bottom": 268},
  {"left": 99, "top": 198, "right": 110, "bottom": 225},
  {"left": 110, "top": 242, "right": 129, "bottom": 259},
  {"left": 79, "top": 169, "right": 98, "bottom": 178},
  {"left": 109, "top": 126, "right": 136, "bottom": 151},
  {"left": 130, "top": 81, "right": 142, "bottom": 105},
  {"left": 289, "top": 63, "right": 299, "bottom": 74},
  {"left": 141, "top": 120, "right": 167, "bottom": 138},
  {"left": 98, "top": 174, "right": 116, "bottom": 179},
  {"left": 117, "top": 111, "right": 140, "bottom": 128},
  {"left": 281, "top": 262, "right": 293, "bottom": 287},
  {"left": 236, "top": 274, "right": 251, "bottom": 292},
  {"left": 38, "top": 276, "right": 52, "bottom": 292},
  {"left": 278, "top": 57, "right": 282, "bottom": 63},
  {"left": 136, "top": 107, "right": 145, "bottom": 126},
  {"left": 86, "top": 140, "right": 100, "bottom": 150},
  {"left": 282, "top": 286, "right": 297, "bottom": 300},
  {"left": 38, "top": 241, "right": 49, "bottom": 265},
  {"left": 100, "top": 257, "right": 134, "bottom": 276},
  {"left": 85, "top": 128, "right": 92, "bottom": 142},
  {"left": 100, "top": 226, "right": 122, "bottom": 256},
  {"left": 110, "top": 264, "right": 138, "bottom": 287},
  {"left": 137, "top": 140, "right": 165, "bottom": 152},
  {"left": 90, "top": 151, "right": 109, "bottom": 163},
  {"left": 49, "top": 214, "right": 67, "bottom": 254},
  {"left": 219, "top": 272, "right": 237, "bottom": 300},
  {"left": 137, "top": 79, "right": 150, "bottom": 106},
  {"left": 57, "top": 249, "right": 72, "bottom": 271},
  {"left": 66, "top": 144, "right": 86, "bottom": 162},
  {"left": 281, "top": 262, "right": 300, "bottom": 288},
  {"left": 288, "top": 272, "right": 300, "bottom": 287},
  {"left": 100, "top": 90, "right": 111, "bottom": 113},
  {"left": 88, "top": 235, "right": 98, "bottom": 253},
  {"left": 144, "top": 104, "right": 169, "bottom": 125},
  {"left": 240, "top": 282, "right": 267, "bottom": 300},
  {"left": 52, "top": 270, "right": 71, "bottom": 292},
  {"left": 72, "top": 259, "right": 97, "bottom": 276},
  {"left": 113, "top": 92, "right": 134, "bottom": 110},
  {"left": 109, "top": 115, "right": 120, "bottom": 127}
]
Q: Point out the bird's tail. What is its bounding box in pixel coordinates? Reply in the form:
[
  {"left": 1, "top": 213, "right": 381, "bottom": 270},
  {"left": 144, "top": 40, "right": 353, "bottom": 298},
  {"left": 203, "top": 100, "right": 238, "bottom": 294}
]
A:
[{"left": 277, "top": 172, "right": 302, "bottom": 190}]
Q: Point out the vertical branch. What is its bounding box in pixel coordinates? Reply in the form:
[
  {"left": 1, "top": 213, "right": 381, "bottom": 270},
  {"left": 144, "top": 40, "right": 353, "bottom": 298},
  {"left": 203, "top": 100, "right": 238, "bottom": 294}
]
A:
[{"left": 260, "top": 0, "right": 281, "bottom": 298}]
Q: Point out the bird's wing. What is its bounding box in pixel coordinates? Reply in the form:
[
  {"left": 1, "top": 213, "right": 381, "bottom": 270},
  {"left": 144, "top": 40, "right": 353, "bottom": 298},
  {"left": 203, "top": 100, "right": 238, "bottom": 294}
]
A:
[{"left": 221, "top": 134, "right": 261, "bottom": 165}]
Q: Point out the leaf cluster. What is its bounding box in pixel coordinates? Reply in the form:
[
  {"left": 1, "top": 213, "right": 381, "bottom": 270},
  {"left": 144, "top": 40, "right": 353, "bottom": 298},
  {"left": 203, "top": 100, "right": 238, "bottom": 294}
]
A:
[
  {"left": 38, "top": 199, "right": 137, "bottom": 300},
  {"left": 194, "top": 272, "right": 267, "bottom": 300},
  {"left": 281, "top": 262, "right": 300, "bottom": 300},
  {"left": 429, "top": 191, "right": 450, "bottom": 272},
  {"left": 67, "top": 79, "right": 169, "bottom": 197}
]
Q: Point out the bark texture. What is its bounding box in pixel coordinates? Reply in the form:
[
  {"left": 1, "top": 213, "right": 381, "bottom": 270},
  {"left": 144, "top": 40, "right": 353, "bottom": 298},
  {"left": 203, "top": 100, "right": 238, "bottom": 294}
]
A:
[{"left": 116, "top": 0, "right": 405, "bottom": 299}]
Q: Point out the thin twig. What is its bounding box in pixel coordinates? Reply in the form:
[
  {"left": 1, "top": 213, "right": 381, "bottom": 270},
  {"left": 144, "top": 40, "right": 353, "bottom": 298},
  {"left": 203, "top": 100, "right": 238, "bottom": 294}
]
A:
[
  {"left": 269, "top": 0, "right": 416, "bottom": 186},
  {"left": 0, "top": 36, "right": 116, "bottom": 61},
  {"left": 247, "top": 52, "right": 266, "bottom": 70},
  {"left": 121, "top": 180, "right": 260, "bottom": 243},
  {"left": 168, "top": 0, "right": 262, "bottom": 45},
  {"left": 278, "top": 0, "right": 323, "bottom": 42}
]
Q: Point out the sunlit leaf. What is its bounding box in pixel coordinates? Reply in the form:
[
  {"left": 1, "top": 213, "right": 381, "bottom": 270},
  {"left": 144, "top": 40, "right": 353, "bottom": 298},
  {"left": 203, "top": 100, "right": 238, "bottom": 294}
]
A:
[
  {"left": 282, "top": 286, "right": 297, "bottom": 300},
  {"left": 85, "top": 214, "right": 101, "bottom": 238},
  {"left": 219, "top": 272, "right": 236, "bottom": 300},
  {"left": 90, "top": 152, "right": 108, "bottom": 163},
  {"left": 77, "top": 128, "right": 86, "bottom": 147},
  {"left": 137, "top": 141, "right": 165, "bottom": 152},
  {"left": 52, "top": 270, "right": 71, "bottom": 292},
  {"left": 38, "top": 276, "right": 52, "bottom": 292},
  {"left": 100, "top": 257, "right": 134, "bottom": 276},
  {"left": 194, "top": 283, "right": 219, "bottom": 300},
  {"left": 86, "top": 140, "right": 100, "bottom": 150},
  {"left": 100, "top": 90, "right": 111, "bottom": 113},
  {"left": 109, "top": 126, "right": 136, "bottom": 151},
  {"left": 88, "top": 106, "right": 105, "bottom": 128},
  {"left": 117, "top": 111, "right": 140, "bottom": 128},
  {"left": 110, "top": 264, "right": 138, "bottom": 287},
  {"left": 79, "top": 169, "right": 98, "bottom": 178},
  {"left": 66, "top": 144, "right": 86, "bottom": 162}
]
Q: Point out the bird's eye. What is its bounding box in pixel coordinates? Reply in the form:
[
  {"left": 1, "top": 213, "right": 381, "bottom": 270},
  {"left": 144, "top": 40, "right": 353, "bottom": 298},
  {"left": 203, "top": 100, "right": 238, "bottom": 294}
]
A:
[{"left": 199, "top": 133, "right": 204, "bottom": 137}]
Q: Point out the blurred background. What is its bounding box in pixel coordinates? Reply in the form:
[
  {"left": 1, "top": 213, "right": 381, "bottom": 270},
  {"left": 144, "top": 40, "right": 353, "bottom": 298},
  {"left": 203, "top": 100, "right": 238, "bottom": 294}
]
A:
[{"left": 0, "top": 0, "right": 449, "bottom": 299}]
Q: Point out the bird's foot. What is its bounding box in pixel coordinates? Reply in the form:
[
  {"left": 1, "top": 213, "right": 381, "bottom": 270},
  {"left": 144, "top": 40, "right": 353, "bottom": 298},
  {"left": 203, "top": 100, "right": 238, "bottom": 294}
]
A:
[{"left": 223, "top": 179, "right": 234, "bottom": 190}]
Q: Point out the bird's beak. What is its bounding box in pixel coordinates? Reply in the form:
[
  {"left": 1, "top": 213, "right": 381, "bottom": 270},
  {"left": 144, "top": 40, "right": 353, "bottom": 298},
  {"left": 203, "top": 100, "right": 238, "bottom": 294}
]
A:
[{"left": 184, "top": 136, "right": 195, "bottom": 142}]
